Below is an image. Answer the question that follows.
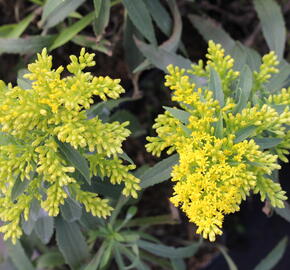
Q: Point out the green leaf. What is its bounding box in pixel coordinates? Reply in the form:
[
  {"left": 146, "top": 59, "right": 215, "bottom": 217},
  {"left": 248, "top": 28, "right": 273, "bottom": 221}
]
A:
[
  {"left": 49, "top": 12, "right": 94, "bottom": 51},
  {"left": 6, "top": 241, "right": 35, "bottom": 270},
  {"left": 122, "top": 0, "right": 157, "bottom": 45},
  {"left": 144, "top": 0, "right": 172, "bottom": 36},
  {"left": 123, "top": 16, "right": 145, "bottom": 71},
  {"left": 209, "top": 67, "right": 224, "bottom": 107},
  {"left": 119, "top": 152, "right": 134, "bottom": 165},
  {"left": 234, "top": 65, "right": 252, "bottom": 114},
  {"left": 0, "top": 35, "right": 55, "bottom": 55},
  {"left": 254, "top": 138, "right": 282, "bottom": 149},
  {"left": 55, "top": 218, "right": 89, "bottom": 270},
  {"left": 267, "top": 60, "right": 290, "bottom": 91},
  {"left": 234, "top": 126, "right": 257, "bottom": 143},
  {"left": 137, "top": 240, "right": 201, "bottom": 259},
  {"left": 0, "top": 13, "right": 35, "bottom": 38},
  {"left": 35, "top": 215, "right": 54, "bottom": 244},
  {"left": 60, "top": 197, "right": 82, "bottom": 222},
  {"left": 90, "top": 179, "right": 123, "bottom": 199},
  {"left": 126, "top": 215, "right": 177, "bottom": 228},
  {"left": 189, "top": 16, "right": 261, "bottom": 71},
  {"left": 17, "top": 69, "right": 32, "bottom": 90},
  {"left": 41, "top": 0, "right": 85, "bottom": 29},
  {"left": 189, "top": 15, "right": 235, "bottom": 52},
  {"left": 93, "top": 0, "right": 111, "bottom": 36},
  {"left": 217, "top": 245, "right": 238, "bottom": 270},
  {"left": 56, "top": 139, "right": 91, "bottom": 184},
  {"left": 83, "top": 242, "right": 106, "bottom": 270},
  {"left": 254, "top": 236, "right": 288, "bottom": 270},
  {"left": 37, "top": 251, "right": 65, "bottom": 269},
  {"left": 214, "top": 112, "right": 223, "bottom": 139},
  {"left": 11, "top": 177, "right": 29, "bottom": 201},
  {"left": 87, "top": 97, "right": 133, "bottom": 120},
  {"left": 134, "top": 38, "right": 192, "bottom": 72},
  {"left": 72, "top": 35, "right": 112, "bottom": 55},
  {"left": 109, "top": 110, "right": 145, "bottom": 137},
  {"left": 254, "top": 0, "right": 286, "bottom": 59},
  {"left": 163, "top": 107, "right": 191, "bottom": 125},
  {"left": 139, "top": 154, "right": 179, "bottom": 189},
  {"left": 171, "top": 259, "right": 186, "bottom": 270}
]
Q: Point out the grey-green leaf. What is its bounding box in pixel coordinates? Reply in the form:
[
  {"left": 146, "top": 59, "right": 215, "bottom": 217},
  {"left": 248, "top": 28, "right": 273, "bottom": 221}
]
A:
[
  {"left": 134, "top": 38, "right": 192, "bottom": 72},
  {"left": 0, "top": 35, "right": 55, "bottom": 55},
  {"left": 42, "top": 0, "right": 85, "bottom": 29},
  {"left": 209, "top": 67, "right": 224, "bottom": 107},
  {"left": 55, "top": 218, "right": 89, "bottom": 270},
  {"left": 60, "top": 197, "right": 82, "bottom": 222},
  {"left": 254, "top": 0, "right": 286, "bottom": 59},
  {"left": 144, "top": 0, "right": 172, "bottom": 36},
  {"left": 218, "top": 245, "right": 238, "bottom": 270},
  {"left": 234, "top": 65, "right": 252, "bottom": 114},
  {"left": 56, "top": 140, "right": 91, "bottom": 184},
  {"left": 11, "top": 177, "right": 29, "bottom": 201},
  {"left": 0, "top": 13, "right": 35, "bottom": 38},
  {"left": 49, "top": 12, "right": 94, "bottom": 51},
  {"left": 122, "top": 0, "right": 157, "bottom": 45},
  {"left": 37, "top": 251, "right": 65, "bottom": 269},
  {"left": 254, "top": 237, "right": 288, "bottom": 270},
  {"left": 234, "top": 126, "right": 257, "bottom": 143},
  {"left": 17, "top": 69, "right": 32, "bottom": 90},
  {"left": 6, "top": 241, "right": 35, "bottom": 270},
  {"left": 139, "top": 154, "right": 179, "bottom": 189},
  {"left": 254, "top": 137, "right": 282, "bottom": 149},
  {"left": 93, "top": 0, "right": 111, "bottom": 36},
  {"left": 189, "top": 15, "right": 235, "bottom": 52},
  {"left": 137, "top": 240, "right": 201, "bottom": 259},
  {"left": 35, "top": 215, "right": 54, "bottom": 244},
  {"left": 163, "top": 107, "right": 191, "bottom": 125}
]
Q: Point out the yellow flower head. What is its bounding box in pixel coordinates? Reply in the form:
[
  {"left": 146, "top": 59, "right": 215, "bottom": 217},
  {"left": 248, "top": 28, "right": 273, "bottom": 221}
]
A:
[
  {"left": 146, "top": 41, "right": 289, "bottom": 242},
  {"left": 0, "top": 49, "right": 140, "bottom": 243}
]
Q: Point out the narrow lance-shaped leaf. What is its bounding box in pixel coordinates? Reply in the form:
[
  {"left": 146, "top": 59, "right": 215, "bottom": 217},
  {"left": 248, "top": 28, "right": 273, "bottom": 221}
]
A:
[
  {"left": 49, "top": 12, "right": 95, "bottom": 51},
  {"left": 36, "top": 251, "right": 65, "bottom": 269},
  {"left": 60, "top": 197, "right": 82, "bottom": 222},
  {"left": 209, "top": 67, "right": 224, "bottom": 107},
  {"left": 234, "top": 126, "right": 257, "bottom": 143},
  {"left": 254, "top": 0, "right": 286, "bottom": 59},
  {"left": 0, "top": 13, "right": 35, "bottom": 38},
  {"left": 134, "top": 38, "right": 193, "bottom": 72},
  {"left": 93, "top": 0, "right": 111, "bottom": 36},
  {"left": 139, "top": 154, "right": 179, "bottom": 189},
  {"left": 144, "top": 0, "right": 172, "bottom": 36},
  {"left": 254, "top": 237, "right": 288, "bottom": 270},
  {"left": 122, "top": 0, "right": 157, "bottom": 45},
  {"left": 35, "top": 215, "right": 54, "bottom": 244},
  {"left": 55, "top": 218, "right": 89, "bottom": 270},
  {"left": 6, "top": 241, "right": 35, "bottom": 270},
  {"left": 0, "top": 35, "right": 55, "bottom": 55},
  {"left": 56, "top": 139, "right": 91, "bottom": 184},
  {"left": 189, "top": 15, "right": 235, "bottom": 52},
  {"left": 234, "top": 65, "right": 252, "bottom": 114},
  {"left": 137, "top": 240, "right": 201, "bottom": 259},
  {"left": 163, "top": 107, "right": 191, "bottom": 125},
  {"left": 41, "top": 0, "right": 85, "bottom": 29}
]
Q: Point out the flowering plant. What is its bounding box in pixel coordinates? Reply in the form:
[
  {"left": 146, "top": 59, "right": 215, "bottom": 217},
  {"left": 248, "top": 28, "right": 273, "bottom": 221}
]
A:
[
  {"left": 0, "top": 49, "right": 140, "bottom": 243},
  {"left": 146, "top": 41, "right": 290, "bottom": 241}
]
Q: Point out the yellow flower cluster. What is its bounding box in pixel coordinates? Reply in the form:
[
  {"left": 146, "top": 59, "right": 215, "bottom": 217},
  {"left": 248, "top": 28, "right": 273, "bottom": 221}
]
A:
[
  {"left": 0, "top": 48, "right": 140, "bottom": 243},
  {"left": 146, "top": 41, "right": 289, "bottom": 241},
  {"left": 190, "top": 40, "right": 240, "bottom": 95},
  {"left": 253, "top": 52, "right": 279, "bottom": 92}
]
